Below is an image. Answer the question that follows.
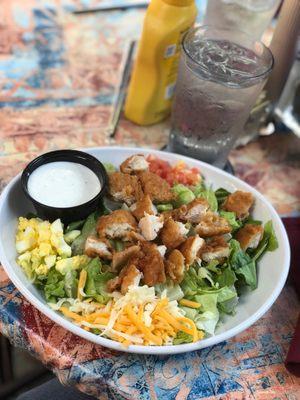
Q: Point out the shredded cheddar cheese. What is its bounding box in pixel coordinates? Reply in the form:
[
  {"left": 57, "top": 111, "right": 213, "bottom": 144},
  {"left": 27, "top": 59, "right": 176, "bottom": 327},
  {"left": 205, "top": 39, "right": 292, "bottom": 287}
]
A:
[
  {"left": 77, "top": 269, "right": 87, "bottom": 301},
  {"left": 59, "top": 285, "right": 204, "bottom": 347},
  {"left": 179, "top": 299, "right": 201, "bottom": 309}
]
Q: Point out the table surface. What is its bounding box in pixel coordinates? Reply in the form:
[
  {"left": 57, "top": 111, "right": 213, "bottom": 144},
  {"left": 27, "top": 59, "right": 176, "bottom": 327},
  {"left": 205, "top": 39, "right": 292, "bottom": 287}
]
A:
[{"left": 1, "top": 1, "right": 300, "bottom": 399}]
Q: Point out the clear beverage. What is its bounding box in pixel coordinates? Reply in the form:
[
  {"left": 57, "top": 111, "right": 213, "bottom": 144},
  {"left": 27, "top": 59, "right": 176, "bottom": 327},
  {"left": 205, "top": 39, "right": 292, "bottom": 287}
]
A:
[
  {"left": 204, "top": 0, "right": 281, "bottom": 40},
  {"left": 169, "top": 27, "right": 273, "bottom": 168}
]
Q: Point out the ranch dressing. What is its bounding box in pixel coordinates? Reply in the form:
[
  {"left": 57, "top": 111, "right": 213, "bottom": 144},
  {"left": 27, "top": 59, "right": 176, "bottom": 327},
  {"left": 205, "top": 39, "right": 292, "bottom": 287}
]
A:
[{"left": 27, "top": 161, "right": 101, "bottom": 207}]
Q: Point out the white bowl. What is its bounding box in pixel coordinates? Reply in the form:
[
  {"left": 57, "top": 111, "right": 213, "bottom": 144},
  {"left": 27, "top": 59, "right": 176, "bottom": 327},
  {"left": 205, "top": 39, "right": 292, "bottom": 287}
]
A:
[{"left": 0, "top": 147, "right": 290, "bottom": 355}]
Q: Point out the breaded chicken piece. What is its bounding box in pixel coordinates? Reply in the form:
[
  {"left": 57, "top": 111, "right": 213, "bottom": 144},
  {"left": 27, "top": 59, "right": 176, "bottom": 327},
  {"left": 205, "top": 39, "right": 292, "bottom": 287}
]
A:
[
  {"left": 107, "top": 264, "right": 141, "bottom": 294},
  {"left": 111, "top": 245, "right": 140, "bottom": 271},
  {"left": 195, "top": 212, "right": 231, "bottom": 237},
  {"left": 160, "top": 218, "right": 189, "bottom": 250},
  {"left": 120, "top": 154, "right": 149, "bottom": 174},
  {"left": 108, "top": 172, "right": 143, "bottom": 205},
  {"left": 179, "top": 235, "right": 205, "bottom": 267},
  {"left": 126, "top": 231, "right": 146, "bottom": 243},
  {"left": 84, "top": 236, "right": 112, "bottom": 259},
  {"left": 136, "top": 242, "right": 166, "bottom": 286},
  {"left": 235, "top": 223, "right": 264, "bottom": 251},
  {"left": 97, "top": 210, "right": 137, "bottom": 240},
  {"left": 138, "top": 171, "right": 174, "bottom": 203},
  {"left": 106, "top": 276, "right": 121, "bottom": 293},
  {"left": 130, "top": 194, "right": 157, "bottom": 221},
  {"left": 120, "top": 264, "right": 141, "bottom": 294},
  {"left": 201, "top": 236, "right": 230, "bottom": 262},
  {"left": 139, "top": 214, "right": 164, "bottom": 241},
  {"left": 222, "top": 190, "right": 254, "bottom": 220},
  {"left": 176, "top": 198, "right": 210, "bottom": 223},
  {"left": 165, "top": 249, "right": 185, "bottom": 283}
]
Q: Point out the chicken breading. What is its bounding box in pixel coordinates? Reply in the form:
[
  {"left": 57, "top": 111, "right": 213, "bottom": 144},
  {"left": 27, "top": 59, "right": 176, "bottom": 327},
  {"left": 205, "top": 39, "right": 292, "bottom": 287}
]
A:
[
  {"left": 160, "top": 218, "right": 189, "bottom": 250},
  {"left": 111, "top": 245, "right": 141, "bottom": 271},
  {"left": 139, "top": 214, "right": 164, "bottom": 241},
  {"left": 176, "top": 198, "right": 210, "bottom": 223},
  {"left": 97, "top": 210, "right": 137, "bottom": 240},
  {"left": 138, "top": 171, "right": 174, "bottom": 203},
  {"left": 235, "top": 223, "right": 264, "bottom": 251},
  {"left": 222, "top": 190, "right": 254, "bottom": 220},
  {"left": 135, "top": 242, "right": 166, "bottom": 286},
  {"left": 200, "top": 236, "right": 230, "bottom": 262},
  {"left": 106, "top": 276, "right": 121, "bottom": 293},
  {"left": 108, "top": 172, "right": 143, "bottom": 205},
  {"left": 126, "top": 231, "right": 146, "bottom": 243},
  {"left": 165, "top": 249, "right": 185, "bottom": 283},
  {"left": 120, "top": 154, "right": 149, "bottom": 174},
  {"left": 130, "top": 194, "right": 157, "bottom": 221},
  {"left": 179, "top": 235, "right": 205, "bottom": 267},
  {"left": 195, "top": 212, "right": 232, "bottom": 237},
  {"left": 107, "top": 263, "right": 142, "bottom": 294},
  {"left": 84, "top": 236, "right": 112, "bottom": 259},
  {"left": 120, "top": 264, "right": 141, "bottom": 294}
]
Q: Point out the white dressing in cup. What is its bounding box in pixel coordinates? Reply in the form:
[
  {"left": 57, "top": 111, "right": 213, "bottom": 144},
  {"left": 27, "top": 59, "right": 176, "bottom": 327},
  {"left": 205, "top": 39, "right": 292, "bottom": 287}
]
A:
[{"left": 27, "top": 161, "right": 101, "bottom": 208}]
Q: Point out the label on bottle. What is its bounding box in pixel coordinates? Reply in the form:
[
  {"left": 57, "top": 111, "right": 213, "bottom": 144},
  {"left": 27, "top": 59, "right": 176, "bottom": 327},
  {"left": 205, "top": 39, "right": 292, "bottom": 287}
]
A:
[
  {"left": 164, "top": 44, "right": 177, "bottom": 59},
  {"left": 154, "top": 25, "right": 195, "bottom": 120},
  {"left": 165, "top": 82, "right": 176, "bottom": 99}
]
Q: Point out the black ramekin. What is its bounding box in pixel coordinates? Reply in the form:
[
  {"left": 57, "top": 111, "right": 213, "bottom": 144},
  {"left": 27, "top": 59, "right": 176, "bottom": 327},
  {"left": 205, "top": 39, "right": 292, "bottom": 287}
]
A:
[{"left": 21, "top": 149, "right": 108, "bottom": 224}]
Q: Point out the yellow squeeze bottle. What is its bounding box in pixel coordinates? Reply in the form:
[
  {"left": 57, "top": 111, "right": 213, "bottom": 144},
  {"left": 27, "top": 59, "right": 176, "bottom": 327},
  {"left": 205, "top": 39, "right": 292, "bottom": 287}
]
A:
[{"left": 124, "top": 0, "right": 197, "bottom": 126}]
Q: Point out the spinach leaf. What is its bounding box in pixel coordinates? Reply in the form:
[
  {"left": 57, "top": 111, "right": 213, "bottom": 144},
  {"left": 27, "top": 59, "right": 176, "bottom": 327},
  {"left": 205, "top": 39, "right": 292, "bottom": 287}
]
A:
[{"left": 215, "top": 188, "right": 231, "bottom": 206}]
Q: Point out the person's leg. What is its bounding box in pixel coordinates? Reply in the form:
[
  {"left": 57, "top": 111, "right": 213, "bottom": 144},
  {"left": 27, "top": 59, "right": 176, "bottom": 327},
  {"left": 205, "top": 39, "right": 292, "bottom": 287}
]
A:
[{"left": 16, "top": 378, "right": 96, "bottom": 400}]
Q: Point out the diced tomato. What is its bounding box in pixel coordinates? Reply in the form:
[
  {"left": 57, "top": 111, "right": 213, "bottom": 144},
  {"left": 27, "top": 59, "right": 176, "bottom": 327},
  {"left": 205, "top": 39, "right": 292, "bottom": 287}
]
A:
[{"left": 147, "top": 155, "right": 201, "bottom": 186}]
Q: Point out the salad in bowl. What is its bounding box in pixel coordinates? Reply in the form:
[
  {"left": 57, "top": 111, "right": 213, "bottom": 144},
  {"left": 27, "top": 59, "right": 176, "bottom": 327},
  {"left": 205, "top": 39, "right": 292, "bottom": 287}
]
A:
[{"left": 15, "top": 153, "right": 279, "bottom": 348}]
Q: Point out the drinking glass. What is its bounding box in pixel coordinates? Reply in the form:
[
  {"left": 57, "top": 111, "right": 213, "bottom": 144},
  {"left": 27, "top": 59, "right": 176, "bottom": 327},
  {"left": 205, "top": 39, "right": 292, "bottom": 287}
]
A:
[
  {"left": 204, "top": 0, "right": 281, "bottom": 40},
  {"left": 169, "top": 26, "right": 274, "bottom": 168}
]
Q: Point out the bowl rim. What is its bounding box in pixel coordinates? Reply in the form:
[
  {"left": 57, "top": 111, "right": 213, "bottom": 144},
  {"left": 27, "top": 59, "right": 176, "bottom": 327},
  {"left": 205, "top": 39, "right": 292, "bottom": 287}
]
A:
[
  {"left": 0, "top": 146, "right": 291, "bottom": 355},
  {"left": 21, "top": 149, "right": 108, "bottom": 211}
]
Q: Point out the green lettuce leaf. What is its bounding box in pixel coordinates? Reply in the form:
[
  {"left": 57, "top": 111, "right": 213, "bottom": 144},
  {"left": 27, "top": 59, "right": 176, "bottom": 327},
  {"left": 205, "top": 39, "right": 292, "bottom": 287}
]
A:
[
  {"left": 65, "top": 219, "right": 85, "bottom": 234},
  {"left": 194, "top": 293, "right": 219, "bottom": 335},
  {"left": 229, "top": 239, "right": 257, "bottom": 289},
  {"left": 84, "top": 258, "right": 115, "bottom": 304},
  {"left": 205, "top": 260, "right": 220, "bottom": 273},
  {"left": 44, "top": 269, "right": 65, "bottom": 302},
  {"left": 193, "top": 185, "right": 218, "bottom": 212},
  {"left": 249, "top": 220, "right": 279, "bottom": 261},
  {"left": 219, "top": 211, "right": 242, "bottom": 231},
  {"left": 214, "top": 188, "right": 231, "bottom": 206},
  {"left": 64, "top": 270, "right": 78, "bottom": 298},
  {"left": 180, "top": 265, "right": 215, "bottom": 296},
  {"left": 173, "top": 331, "right": 193, "bottom": 345},
  {"left": 71, "top": 212, "right": 98, "bottom": 255},
  {"left": 216, "top": 267, "right": 237, "bottom": 287},
  {"left": 103, "top": 163, "right": 116, "bottom": 174},
  {"left": 172, "top": 184, "right": 195, "bottom": 207},
  {"left": 155, "top": 280, "right": 184, "bottom": 301},
  {"left": 217, "top": 286, "right": 238, "bottom": 315}
]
